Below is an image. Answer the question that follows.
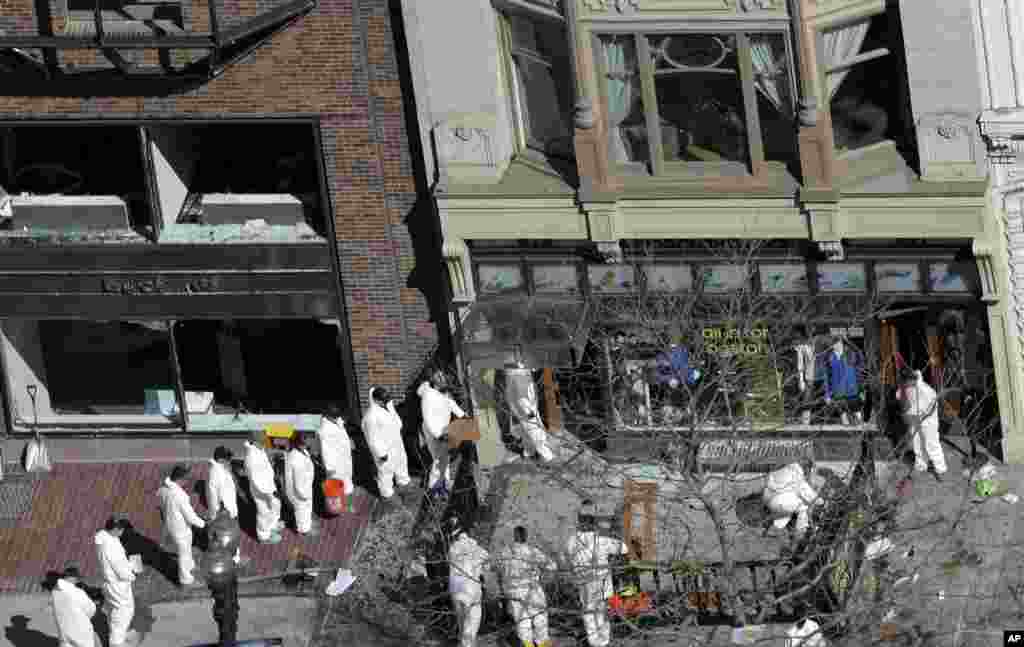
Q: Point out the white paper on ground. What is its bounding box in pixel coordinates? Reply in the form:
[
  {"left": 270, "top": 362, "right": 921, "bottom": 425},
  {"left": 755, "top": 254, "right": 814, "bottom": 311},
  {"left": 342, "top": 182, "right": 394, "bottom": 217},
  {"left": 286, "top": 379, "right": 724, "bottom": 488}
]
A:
[
  {"left": 1003, "top": 493, "right": 1019, "bottom": 504},
  {"left": 129, "top": 554, "right": 144, "bottom": 573},
  {"left": 325, "top": 569, "right": 356, "bottom": 596}
]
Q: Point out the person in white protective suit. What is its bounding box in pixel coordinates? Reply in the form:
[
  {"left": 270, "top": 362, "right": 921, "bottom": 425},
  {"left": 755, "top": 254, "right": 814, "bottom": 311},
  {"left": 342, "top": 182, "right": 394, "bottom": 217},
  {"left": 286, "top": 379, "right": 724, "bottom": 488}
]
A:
[
  {"left": 318, "top": 404, "right": 354, "bottom": 495},
  {"left": 417, "top": 378, "right": 466, "bottom": 492},
  {"left": 205, "top": 446, "right": 247, "bottom": 565},
  {"left": 94, "top": 518, "right": 140, "bottom": 646},
  {"left": 50, "top": 564, "right": 99, "bottom": 647},
  {"left": 565, "top": 504, "right": 628, "bottom": 647},
  {"left": 285, "top": 433, "right": 318, "bottom": 535},
  {"left": 498, "top": 525, "right": 556, "bottom": 647},
  {"left": 785, "top": 607, "right": 828, "bottom": 647},
  {"left": 763, "top": 459, "right": 823, "bottom": 536},
  {"left": 362, "top": 387, "right": 410, "bottom": 500},
  {"left": 243, "top": 430, "right": 284, "bottom": 544},
  {"left": 158, "top": 465, "right": 207, "bottom": 586},
  {"left": 504, "top": 363, "right": 554, "bottom": 463},
  {"left": 447, "top": 517, "right": 491, "bottom": 647},
  {"left": 897, "top": 367, "right": 947, "bottom": 481}
]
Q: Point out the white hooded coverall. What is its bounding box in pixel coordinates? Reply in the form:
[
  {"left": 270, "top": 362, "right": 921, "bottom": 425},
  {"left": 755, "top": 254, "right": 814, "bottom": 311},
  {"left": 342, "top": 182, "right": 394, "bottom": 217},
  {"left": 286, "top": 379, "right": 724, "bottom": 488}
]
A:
[
  {"left": 764, "top": 463, "right": 821, "bottom": 534},
  {"left": 418, "top": 381, "right": 466, "bottom": 490},
  {"left": 158, "top": 477, "right": 206, "bottom": 585},
  {"left": 898, "top": 370, "right": 946, "bottom": 474},
  {"left": 565, "top": 530, "right": 628, "bottom": 647},
  {"left": 94, "top": 529, "right": 135, "bottom": 645},
  {"left": 51, "top": 578, "right": 98, "bottom": 647},
  {"left": 785, "top": 618, "right": 828, "bottom": 647},
  {"left": 363, "top": 387, "right": 410, "bottom": 499},
  {"left": 244, "top": 440, "right": 282, "bottom": 541},
  {"left": 318, "top": 416, "right": 354, "bottom": 495},
  {"left": 498, "top": 542, "right": 556, "bottom": 646},
  {"left": 505, "top": 369, "right": 554, "bottom": 463},
  {"left": 285, "top": 446, "right": 316, "bottom": 533},
  {"left": 449, "top": 533, "right": 491, "bottom": 647},
  {"left": 205, "top": 459, "right": 242, "bottom": 563}
]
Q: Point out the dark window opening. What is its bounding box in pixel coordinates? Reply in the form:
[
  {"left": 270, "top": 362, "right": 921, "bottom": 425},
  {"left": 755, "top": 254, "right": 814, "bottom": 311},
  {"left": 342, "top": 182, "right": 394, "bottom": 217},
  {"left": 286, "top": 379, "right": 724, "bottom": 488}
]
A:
[
  {"left": 0, "top": 126, "right": 153, "bottom": 233},
  {"left": 37, "top": 320, "right": 175, "bottom": 415},
  {"left": 147, "top": 123, "right": 327, "bottom": 237},
  {"left": 174, "top": 319, "right": 346, "bottom": 415},
  {"left": 828, "top": 7, "right": 917, "bottom": 169}
]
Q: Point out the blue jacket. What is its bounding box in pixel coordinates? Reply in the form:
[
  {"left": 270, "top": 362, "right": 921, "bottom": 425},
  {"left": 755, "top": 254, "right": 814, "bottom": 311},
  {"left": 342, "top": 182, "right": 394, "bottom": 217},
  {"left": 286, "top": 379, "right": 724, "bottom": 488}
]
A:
[
  {"left": 656, "top": 346, "right": 699, "bottom": 386},
  {"left": 824, "top": 350, "right": 860, "bottom": 400}
]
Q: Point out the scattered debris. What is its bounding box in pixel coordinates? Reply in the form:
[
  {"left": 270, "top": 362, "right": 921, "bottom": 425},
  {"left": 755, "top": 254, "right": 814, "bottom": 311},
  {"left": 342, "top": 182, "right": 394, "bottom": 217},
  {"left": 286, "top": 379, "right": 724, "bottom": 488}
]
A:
[
  {"left": 1003, "top": 493, "right": 1020, "bottom": 504},
  {"left": 325, "top": 569, "right": 356, "bottom": 597}
]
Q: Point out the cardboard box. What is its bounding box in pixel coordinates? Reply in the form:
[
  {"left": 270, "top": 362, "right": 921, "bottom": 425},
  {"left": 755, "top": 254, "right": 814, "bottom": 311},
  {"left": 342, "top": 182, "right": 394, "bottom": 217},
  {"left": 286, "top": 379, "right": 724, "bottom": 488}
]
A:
[{"left": 447, "top": 418, "right": 480, "bottom": 449}]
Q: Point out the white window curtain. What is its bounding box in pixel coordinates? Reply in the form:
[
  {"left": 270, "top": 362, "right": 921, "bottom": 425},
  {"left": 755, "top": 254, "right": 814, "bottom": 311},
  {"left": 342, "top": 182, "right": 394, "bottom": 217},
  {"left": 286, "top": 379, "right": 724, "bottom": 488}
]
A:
[
  {"left": 603, "top": 38, "right": 635, "bottom": 162},
  {"left": 749, "top": 36, "right": 789, "bottom": 113},
  {"left": 823, "top": 21, "right": 870, "bottom": 100}
]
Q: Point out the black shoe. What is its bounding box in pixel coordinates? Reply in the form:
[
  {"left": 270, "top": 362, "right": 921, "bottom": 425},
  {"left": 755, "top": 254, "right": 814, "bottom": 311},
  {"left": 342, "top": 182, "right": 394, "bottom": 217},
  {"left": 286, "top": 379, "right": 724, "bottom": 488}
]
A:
[{"left": 933, "top": 471, "right": 945, "bottom": 483}]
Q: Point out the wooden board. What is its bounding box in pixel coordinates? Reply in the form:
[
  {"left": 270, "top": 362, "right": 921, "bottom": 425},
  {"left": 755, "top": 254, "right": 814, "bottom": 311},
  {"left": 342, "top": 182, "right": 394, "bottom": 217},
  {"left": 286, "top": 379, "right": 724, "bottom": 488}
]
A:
[{"left": 448, "top": 417, "right": 481, "bottom": 449}]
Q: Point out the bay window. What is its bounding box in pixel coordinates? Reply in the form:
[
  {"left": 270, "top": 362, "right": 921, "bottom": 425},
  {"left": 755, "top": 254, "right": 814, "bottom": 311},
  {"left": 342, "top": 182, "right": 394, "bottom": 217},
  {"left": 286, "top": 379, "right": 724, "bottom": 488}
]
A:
[
  {"left": 506, "top": 13, "right": 576, "bottom": 161},
  {"left": 597, "top": 30, "right": 797, "bottom": 178}
]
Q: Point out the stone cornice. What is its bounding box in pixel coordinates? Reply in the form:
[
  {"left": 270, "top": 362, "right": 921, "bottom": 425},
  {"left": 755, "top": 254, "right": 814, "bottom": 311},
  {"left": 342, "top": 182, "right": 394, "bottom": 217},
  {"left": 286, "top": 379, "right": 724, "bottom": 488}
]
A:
[{"left": 979, "top": 109, "right": 1024, "bottom": 163}]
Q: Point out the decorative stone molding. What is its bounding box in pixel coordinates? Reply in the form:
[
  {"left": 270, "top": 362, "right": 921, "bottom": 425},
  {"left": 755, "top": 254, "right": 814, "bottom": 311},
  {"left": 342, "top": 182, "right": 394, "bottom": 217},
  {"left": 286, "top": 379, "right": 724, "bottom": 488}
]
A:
[
  {"left": 498, "top": 0, "right": 565, "bottom": 19},
  {"left": 979, "top": 109, "right": 1024, "bottom": 164},
  {"left": 739, "top": 0, "right": 772, "bottom": 9},
  {"left": 582, "top": 0, "right": 639, "bottom": 13},
  {"left": 433, "top": 114, "right": 503, "bottom": 185},
  {"left": 817, "top": 240, "right": 844, "bottom": 261},
  {"left": 915, "top": 113, "right": 983, "bottom": 181},
  {"left": 972, "top": 241, "right": 1000, "bottom": 303},
  {"left": 443, "top": 238, "right": 474, "bottom": 307}
]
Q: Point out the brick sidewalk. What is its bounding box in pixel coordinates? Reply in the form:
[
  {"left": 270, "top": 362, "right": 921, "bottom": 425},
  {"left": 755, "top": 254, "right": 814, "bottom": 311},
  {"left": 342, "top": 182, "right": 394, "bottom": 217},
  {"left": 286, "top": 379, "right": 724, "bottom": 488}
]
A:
[{"left": 0, "top": 462, "right": 371, "bottom": 599}]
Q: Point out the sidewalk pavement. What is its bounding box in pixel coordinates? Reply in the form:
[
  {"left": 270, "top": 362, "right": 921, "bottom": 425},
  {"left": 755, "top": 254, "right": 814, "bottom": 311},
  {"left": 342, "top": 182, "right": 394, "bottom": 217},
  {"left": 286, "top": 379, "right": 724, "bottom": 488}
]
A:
[
  {"left": 0, "top": 462, "right": 371, "bottom": 597},
  {"left": 0, "top": 594, "right": 317, "bottom": 647}
]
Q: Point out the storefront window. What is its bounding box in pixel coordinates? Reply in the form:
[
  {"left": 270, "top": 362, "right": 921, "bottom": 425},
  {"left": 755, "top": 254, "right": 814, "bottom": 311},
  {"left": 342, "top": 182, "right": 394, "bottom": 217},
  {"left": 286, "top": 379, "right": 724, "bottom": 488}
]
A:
[
  {"left": 477, "top": 264, "right": 525, "bottom": 294},
  {"left": 875, "top": 263, "right": 920, "bottom": 293},
  {"left": 641, "top": 264, "right": 693, "bottom": 292},
  {"left": 817, "top": 263, "right": 867, "bottom": 292},
  {"left": 1, "top": 319, "right": 179, "bottom": 425},
  {"left": 588, "top": 264, "right": 635, "bottom": 294},
  {"left": 759, "top": 264, "right": 809, "bottom": 293},
  {"left": 173, "top": 319, "right": 346, "bottom": 431}
]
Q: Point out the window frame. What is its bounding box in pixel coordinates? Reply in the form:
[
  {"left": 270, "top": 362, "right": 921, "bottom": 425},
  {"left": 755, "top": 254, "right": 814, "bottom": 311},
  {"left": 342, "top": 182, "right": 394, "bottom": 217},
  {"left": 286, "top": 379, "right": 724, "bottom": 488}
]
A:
[
  {"left": 593, "top": 25, "right": 798, "bottom": 181},
  {"left": 816, "top": 6, "right": 917, "bottom": 177},
  {"left": 499, "top": 10, "right": 576, "bottom": 163}
]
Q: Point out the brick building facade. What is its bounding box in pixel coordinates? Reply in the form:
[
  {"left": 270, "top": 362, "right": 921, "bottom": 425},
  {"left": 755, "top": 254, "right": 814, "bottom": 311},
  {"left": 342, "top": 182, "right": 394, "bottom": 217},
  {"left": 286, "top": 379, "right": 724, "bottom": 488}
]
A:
[{"left": 0, "top": 0, "right": 447, "bottom": 435}]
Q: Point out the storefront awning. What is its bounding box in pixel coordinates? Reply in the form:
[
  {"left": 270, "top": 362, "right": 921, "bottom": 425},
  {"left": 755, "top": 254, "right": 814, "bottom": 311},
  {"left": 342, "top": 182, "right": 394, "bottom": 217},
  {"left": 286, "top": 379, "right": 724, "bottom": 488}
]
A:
[{"left": 461, "top": 295, "right": 592, "bottom": 370}]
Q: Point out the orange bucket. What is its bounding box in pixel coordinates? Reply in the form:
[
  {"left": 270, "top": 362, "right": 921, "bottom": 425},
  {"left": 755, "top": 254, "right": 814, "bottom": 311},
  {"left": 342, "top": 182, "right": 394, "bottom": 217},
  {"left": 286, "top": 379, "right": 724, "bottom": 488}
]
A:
[{"left": 323, "top": 479, "right": 350, "bottom": 515}]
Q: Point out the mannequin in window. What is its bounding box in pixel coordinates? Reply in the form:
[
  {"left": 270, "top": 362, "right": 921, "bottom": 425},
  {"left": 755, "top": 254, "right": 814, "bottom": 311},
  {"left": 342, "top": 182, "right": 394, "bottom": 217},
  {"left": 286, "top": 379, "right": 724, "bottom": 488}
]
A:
[
  {"left": 655, "top": 335, "right": 699, "bottom": 423},
  {"left": 824, "top": 337, "right": 863, "bottom": 426},
  {"left": 793, "top": 325, "right": 816, "bottom": 425}
]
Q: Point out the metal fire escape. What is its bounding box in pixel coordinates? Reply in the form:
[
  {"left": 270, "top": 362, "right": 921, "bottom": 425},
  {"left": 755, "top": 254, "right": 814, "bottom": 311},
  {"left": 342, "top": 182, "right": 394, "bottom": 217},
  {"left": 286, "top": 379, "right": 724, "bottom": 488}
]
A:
[{"left": 0, "top": 0, "right": 316, "bottom": 95}]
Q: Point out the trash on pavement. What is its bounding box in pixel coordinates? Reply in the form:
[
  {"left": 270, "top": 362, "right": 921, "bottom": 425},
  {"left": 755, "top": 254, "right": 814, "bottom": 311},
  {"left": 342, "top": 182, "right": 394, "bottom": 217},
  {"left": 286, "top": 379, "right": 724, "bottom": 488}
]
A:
[
  {"left": 937, "top": 590, "right": 945, "bottom": 601},
  {"left": 325, "top": 568, "right": 356, "bottom": 596},
  {"left": 970, "top": 462, "right": 997, "bottom": 482},
  {"left": 732, "top": 625, "right": 767, "bottom": 644},
  {"left": 864, "top": 537, "right": 894, "bottom": 561},
  {"left": 1003, "top": 493, "right": 1020, "bottom": 504}
]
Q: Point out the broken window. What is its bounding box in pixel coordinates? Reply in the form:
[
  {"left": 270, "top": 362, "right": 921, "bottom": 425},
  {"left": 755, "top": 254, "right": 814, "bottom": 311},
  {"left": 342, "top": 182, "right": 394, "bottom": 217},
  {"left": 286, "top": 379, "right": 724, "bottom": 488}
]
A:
[
  {"left": 173, "top": 319, "right": 346, "bottom": 416},
  {"left": 63, "top": 0, "right": 185, "bottom": 37},
  {"left": 0, "top": 126, "right": 153, "bottom": 236},
  {"left": 147, "top": 123, "right": 328, "bottom": 243},
  {"left": 598, "top": 30, "right": 797, "bottom": 178},
  {"left": 1, "top": 319, "right": 179, "bottom": 423},
  {"left": 826, "top": 8, "right": 916, "bottom": 162},
  {"left": 507, "top": 13, "right": 576, "bottom": 161}
]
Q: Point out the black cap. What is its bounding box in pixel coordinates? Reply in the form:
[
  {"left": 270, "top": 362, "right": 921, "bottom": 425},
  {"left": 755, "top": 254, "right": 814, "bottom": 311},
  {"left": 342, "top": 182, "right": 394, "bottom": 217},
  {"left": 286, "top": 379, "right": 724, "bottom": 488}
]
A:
[
  {"left": 170, "top": 464, "right": 191, "bottom": 481},
  {"left": 62, "top": 563, "right": 81, "bottom": 578}
]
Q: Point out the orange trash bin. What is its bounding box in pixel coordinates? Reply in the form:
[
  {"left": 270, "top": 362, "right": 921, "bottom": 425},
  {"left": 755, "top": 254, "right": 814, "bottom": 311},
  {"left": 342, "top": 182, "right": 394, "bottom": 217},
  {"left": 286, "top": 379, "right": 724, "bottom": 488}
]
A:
[{"left": 323, "top": 479, "right": 352, "bottom": 515}]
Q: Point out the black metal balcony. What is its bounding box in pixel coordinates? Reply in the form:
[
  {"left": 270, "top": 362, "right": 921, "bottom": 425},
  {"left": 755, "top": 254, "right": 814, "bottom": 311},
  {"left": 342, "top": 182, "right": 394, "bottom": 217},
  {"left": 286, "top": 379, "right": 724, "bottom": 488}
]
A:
[{"left": 0, "top": 0, "right": 316, "bottom": 95}]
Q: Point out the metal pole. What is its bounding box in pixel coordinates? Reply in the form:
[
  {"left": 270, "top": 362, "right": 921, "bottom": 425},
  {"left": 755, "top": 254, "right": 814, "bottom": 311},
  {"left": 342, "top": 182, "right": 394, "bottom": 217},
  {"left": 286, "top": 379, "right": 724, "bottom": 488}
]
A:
[{"left": 167, "top": 320, "right": 190, "bottom": 432}]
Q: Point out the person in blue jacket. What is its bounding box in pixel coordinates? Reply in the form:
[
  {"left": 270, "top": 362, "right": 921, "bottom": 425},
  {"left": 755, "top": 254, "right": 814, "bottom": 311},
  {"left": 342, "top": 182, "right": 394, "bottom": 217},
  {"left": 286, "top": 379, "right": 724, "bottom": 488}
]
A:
[{"left": 822, "top": 338, "right": 863, "bottom": 425}]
